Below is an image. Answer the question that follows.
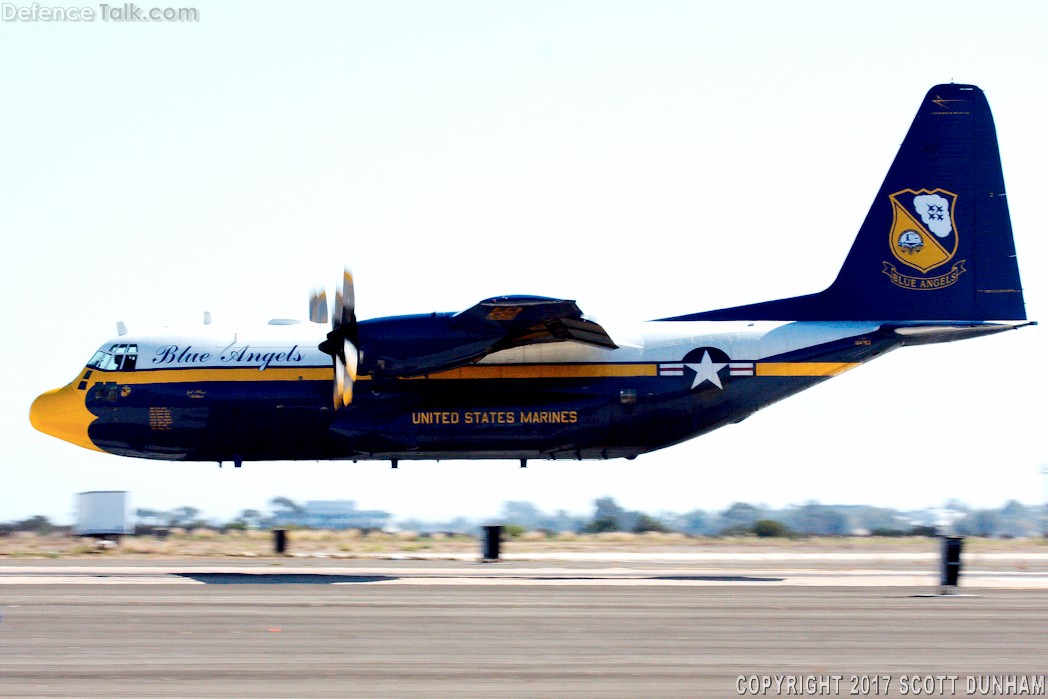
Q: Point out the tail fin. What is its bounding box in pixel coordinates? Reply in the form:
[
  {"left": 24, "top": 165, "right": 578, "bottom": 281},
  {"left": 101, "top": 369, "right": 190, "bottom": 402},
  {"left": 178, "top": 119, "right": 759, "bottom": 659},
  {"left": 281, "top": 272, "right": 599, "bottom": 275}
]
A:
[{"left": 668, "top": 84, "right": 1026, "bottom": 322}]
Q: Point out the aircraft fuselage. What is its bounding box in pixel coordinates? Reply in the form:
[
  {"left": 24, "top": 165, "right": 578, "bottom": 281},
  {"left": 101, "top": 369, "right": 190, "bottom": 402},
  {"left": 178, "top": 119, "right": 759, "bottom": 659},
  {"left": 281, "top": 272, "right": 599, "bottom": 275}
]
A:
[{"left": 32, "top": 319, "right": 914, "bottom": 463}]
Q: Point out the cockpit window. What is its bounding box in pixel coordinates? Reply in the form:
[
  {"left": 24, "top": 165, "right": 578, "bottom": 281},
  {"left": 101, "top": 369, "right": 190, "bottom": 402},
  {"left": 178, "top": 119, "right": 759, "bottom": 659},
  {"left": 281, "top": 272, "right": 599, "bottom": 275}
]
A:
[
  {"left": 88, "top": 344, "right": 139, "bottom": 371},
  {"left": 87, "top": 351, "right": 118, "bottom": 371},
  {"left": 113, "top": 344, "right": 138, "bottom": 370}
]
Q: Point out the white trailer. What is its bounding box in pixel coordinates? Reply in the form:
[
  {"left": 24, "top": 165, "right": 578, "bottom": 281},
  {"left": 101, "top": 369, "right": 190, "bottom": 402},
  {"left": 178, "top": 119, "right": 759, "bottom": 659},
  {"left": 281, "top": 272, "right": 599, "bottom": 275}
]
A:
[{"left": 75, "top": 491, "right": 132, "bottom": 536}]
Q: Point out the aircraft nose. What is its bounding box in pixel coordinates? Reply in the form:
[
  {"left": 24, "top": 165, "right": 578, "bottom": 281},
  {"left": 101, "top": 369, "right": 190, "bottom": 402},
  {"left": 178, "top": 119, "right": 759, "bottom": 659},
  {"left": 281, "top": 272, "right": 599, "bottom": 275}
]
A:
[{"left": 30, "top": 383, "right": 102, "bottom": 452}]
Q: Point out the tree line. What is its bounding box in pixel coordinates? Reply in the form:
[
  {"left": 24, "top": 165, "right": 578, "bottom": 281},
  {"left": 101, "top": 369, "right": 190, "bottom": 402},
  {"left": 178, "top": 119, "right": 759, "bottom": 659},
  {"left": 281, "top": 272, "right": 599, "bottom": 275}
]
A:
[{"left": 2, "top": 497, "right": 1044, "bottom": 538}]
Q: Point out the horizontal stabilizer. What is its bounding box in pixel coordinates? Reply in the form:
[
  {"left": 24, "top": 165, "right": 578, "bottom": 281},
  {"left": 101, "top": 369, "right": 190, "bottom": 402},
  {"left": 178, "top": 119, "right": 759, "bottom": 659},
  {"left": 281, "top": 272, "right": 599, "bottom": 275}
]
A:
[{"left": 885, "top": 320, "right": 1035, "bottom": 346}]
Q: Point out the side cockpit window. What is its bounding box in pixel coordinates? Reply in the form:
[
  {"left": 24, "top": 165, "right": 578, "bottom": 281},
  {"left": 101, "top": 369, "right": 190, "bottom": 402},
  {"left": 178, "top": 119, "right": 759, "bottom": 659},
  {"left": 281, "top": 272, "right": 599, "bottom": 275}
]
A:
[
  {"left": 113, "top": 344, "right": 138, "bottom": 370},
  {"left": 87, "top": 344, "right": 139, "bottom": 371}
]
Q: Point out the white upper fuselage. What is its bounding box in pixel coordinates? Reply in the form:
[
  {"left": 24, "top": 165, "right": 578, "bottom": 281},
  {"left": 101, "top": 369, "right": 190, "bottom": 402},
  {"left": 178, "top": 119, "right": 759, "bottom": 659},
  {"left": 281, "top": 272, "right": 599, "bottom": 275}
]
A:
[{"left": 98, "top": 318, "right": 888, "bottom": 373}]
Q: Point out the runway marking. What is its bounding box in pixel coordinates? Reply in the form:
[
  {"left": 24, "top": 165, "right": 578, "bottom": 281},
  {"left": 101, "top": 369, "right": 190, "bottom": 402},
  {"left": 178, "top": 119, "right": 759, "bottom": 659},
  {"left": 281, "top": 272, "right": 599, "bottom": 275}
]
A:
[
  {"left": 0, "top": 575, "right": 203, "bottom": 585},
  {"left": 3, "top": 567, "right": 1047, "bottom": 588}
]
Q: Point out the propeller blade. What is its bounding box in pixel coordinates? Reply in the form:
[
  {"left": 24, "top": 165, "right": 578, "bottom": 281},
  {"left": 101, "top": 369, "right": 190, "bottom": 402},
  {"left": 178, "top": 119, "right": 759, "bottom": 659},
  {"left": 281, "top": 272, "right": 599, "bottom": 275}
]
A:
[
  {"left": 339, "top": 269, "right": 356, "bottom": 330},
  {"left": 344, "top": 338, "right": 358, "bottom": 379},
  {"left": 334, "top": 354, "right": 347, "bottom": 409},
  {"left": 342, "top": 338, "right": 357, "bottom": 406},
  {"left": 309, "top": 288, "right": 329, "bottom": 324},
  {"left": 333, "top": 339, "right": 358, "bottom": 409}
]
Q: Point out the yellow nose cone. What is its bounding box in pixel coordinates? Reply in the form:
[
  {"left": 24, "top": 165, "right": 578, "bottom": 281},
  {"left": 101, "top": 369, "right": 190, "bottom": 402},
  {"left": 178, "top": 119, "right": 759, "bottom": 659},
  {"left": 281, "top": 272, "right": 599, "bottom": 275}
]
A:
[{"left": 30, "top": 382, "right": 102, "bottom": 452}]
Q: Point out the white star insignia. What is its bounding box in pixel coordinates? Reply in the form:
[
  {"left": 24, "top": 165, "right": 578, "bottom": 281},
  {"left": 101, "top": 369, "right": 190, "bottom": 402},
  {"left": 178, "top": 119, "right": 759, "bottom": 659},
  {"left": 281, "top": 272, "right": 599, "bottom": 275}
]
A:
[{"left": 686, "top": 351, "right": 727, "bottom": 390}]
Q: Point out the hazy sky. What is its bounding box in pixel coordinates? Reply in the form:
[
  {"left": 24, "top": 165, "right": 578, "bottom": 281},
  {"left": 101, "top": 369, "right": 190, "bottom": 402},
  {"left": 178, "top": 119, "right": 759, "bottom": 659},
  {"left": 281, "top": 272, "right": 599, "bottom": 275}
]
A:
[{"left": 2, "top": 1, "right": 1045, "bottom": 525}]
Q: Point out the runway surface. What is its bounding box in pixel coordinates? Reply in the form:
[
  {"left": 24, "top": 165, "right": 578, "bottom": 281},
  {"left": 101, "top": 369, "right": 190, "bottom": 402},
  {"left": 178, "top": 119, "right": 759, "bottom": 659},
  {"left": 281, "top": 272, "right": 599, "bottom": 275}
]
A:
[{"left": 2, "top": 558, "right": 1047, "bottom": 698}]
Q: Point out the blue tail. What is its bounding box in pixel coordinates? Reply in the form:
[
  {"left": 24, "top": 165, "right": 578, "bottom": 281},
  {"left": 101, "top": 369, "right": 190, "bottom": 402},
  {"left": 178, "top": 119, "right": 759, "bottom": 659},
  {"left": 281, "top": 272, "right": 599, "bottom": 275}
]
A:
[{"left": 667, "top": 84, "right": 1026, "bottom": 322}]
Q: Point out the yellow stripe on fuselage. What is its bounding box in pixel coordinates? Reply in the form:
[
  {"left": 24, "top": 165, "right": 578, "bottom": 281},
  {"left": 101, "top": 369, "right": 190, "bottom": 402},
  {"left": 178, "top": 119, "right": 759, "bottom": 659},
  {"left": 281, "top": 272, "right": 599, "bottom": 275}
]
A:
[
  {"left": 756, "top": 362, "right": 860, "bottom": 377},
  {"left": 413, "top": 364, "right": 660, "bottom": 380},
  {"left": 90, "top": 366, "right": 333, "bottom": 384},
  {"left": 84, "top": 363, "right": 660, "bottom": 384},
  {"left": 87, "top": 361, "right": 854, "bottom": 385}
]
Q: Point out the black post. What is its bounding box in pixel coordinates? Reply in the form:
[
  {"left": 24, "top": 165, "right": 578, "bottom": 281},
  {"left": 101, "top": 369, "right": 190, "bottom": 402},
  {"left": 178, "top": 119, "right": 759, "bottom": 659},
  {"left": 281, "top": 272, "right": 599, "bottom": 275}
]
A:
[
  {"left": 482, "top": 525, "right": 502, "bottom": 561},
  {"left": 940, "top": 536, "right": 963, "bottom": 593},
  {"left": 274, "top": 529, "right": 288, "bottom": 555}
]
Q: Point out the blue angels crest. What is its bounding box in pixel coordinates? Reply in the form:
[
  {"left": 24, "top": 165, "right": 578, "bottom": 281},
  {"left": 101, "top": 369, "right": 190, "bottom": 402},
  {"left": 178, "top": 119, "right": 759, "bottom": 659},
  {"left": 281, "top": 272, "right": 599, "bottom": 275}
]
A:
[{"left": 883, "top": 188, "right": 966, "bottom": 290}]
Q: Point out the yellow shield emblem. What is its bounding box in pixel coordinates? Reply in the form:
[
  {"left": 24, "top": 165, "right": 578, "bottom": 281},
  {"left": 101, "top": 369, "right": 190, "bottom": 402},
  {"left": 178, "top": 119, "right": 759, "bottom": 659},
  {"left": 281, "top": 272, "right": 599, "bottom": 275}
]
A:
[{"left": 888, "top": 188, "right": 959, "bottom": 272}]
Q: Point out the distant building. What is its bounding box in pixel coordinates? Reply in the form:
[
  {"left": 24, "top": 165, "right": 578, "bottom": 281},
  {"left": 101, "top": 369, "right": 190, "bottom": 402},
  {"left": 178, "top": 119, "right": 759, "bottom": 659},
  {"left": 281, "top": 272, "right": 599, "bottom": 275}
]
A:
[
  {"left": 294, "top": 500, "right": 391, "bottom": 530},
  {"left": 75, "top": 491, "right": 133, "bottom": 536}
]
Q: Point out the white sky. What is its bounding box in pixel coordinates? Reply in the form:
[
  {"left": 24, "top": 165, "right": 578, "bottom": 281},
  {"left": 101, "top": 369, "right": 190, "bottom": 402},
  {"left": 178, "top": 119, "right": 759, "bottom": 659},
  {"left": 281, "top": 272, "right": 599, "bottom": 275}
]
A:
[{"left": 1, "top": 1, "right": 1045, "bottom": 525}]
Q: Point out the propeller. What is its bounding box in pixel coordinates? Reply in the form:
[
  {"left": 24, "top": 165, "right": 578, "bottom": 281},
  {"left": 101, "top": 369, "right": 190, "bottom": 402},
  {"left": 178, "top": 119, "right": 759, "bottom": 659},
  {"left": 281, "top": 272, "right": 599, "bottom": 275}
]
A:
[{"left": 319, "top": 270, "right": 359, "bottom": 410}]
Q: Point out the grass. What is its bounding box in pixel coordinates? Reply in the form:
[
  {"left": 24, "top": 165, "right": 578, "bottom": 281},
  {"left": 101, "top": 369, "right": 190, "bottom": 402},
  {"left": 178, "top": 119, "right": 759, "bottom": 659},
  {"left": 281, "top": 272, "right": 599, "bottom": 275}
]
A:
[{"left": 0, "top": 529, "right": 1044, "bottom": 559}]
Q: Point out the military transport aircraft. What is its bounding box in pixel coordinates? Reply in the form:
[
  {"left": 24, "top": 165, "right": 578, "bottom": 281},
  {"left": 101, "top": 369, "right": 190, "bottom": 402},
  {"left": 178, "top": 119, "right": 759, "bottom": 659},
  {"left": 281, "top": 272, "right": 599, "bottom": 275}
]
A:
[{"left": 31, "top": 83, "right": 1033, "bottom": 467}]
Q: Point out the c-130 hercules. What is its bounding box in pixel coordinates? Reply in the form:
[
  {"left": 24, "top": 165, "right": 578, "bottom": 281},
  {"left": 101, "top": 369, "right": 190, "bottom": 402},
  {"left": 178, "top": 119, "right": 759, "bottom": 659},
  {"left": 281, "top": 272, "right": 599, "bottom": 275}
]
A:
[{"left": 31, "top": 84, "right": 1033, "bottom": 467}]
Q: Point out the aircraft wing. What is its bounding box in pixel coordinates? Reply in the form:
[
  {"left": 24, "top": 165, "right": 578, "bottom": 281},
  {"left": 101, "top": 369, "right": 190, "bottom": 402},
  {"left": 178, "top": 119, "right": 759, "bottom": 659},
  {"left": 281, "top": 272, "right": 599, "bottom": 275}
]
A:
[
  {"left": 455, "top": 296, "right": 617, "bottom": 350},
  {"left": 356, "top": 295, "right": 616, "bottom": 379}
]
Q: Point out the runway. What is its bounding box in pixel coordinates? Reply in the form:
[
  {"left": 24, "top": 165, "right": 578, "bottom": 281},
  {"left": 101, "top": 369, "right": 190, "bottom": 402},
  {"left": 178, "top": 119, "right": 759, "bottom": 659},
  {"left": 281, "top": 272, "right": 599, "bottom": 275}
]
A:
[{"left": 2, "top": 558, "right": 1047, "bottom": 698}]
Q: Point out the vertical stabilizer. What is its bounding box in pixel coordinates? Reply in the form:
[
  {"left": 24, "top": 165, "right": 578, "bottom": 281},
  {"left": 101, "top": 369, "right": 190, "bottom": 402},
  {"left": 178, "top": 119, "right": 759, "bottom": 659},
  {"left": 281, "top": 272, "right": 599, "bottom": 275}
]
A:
[{"left": 668, "top": 84, "right": 1026, "bottom": 322}]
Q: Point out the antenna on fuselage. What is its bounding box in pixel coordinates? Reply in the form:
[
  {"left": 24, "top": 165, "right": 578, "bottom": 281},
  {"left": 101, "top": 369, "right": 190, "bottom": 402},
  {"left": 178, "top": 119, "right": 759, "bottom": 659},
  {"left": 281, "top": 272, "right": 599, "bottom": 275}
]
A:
[
  {"left": 116, "top": 321, "right": 127, "bottom": 336},
  {"left": 203, "top": 311, "right": 212, "bottom": 325}
]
